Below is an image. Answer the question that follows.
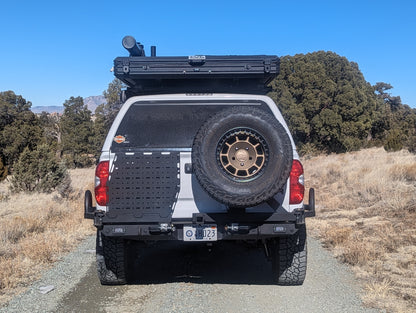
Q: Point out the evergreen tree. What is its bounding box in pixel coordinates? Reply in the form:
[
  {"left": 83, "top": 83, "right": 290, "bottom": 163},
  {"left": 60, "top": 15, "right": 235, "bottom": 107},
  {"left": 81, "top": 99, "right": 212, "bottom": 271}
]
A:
[
  {"left": 93, "top": 79, "right": 123, "bottom": 152},
  {"left": 39, "top": 112, "right": 62, "bottom": 157},
  {"left": 269, "top": 52, "right": 379, "bottom": 153},
  {"left": 0, "top": 91, "right": 32, "bottom": 129},
  {"left": 60, "top": 96, "right": 94, "bottom": 167},
  {"left": 11, "top": 144, "right": 69, "bottom": 193},
  {"left": 0, "top": 91, "right": 42, "bottom": 167},
  {"left": 372, "top": 83, "right": 416, "bottom": 151}
]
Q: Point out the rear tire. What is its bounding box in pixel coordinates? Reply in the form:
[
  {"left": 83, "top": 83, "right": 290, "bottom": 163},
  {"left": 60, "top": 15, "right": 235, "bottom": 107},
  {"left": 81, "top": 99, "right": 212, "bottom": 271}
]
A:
[
  {"left": 96, "top": 230, "right": 127, "bottom": 285},
  {"left": 270, "top": 224, "right": 307, "bottom": 286}
]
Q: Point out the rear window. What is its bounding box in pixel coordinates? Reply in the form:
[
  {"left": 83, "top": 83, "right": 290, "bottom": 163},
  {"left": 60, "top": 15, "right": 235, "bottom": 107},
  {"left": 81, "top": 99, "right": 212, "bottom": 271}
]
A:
[
  {"left": 112, "top": 103, "right": 221, "bottom": 149},
  {"left": 111, "top": 101, "right": 267, "bottom": 150}
]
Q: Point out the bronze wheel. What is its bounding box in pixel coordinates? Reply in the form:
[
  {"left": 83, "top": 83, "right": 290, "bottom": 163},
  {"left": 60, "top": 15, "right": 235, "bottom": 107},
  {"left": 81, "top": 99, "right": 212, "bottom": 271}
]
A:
[{"left": 217, "top": 128, "right": 268, "bottom": 181}]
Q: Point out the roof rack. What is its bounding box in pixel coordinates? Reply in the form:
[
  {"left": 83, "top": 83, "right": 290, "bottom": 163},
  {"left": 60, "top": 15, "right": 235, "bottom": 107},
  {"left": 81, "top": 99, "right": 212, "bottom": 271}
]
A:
[{"left": 114, "top": 36, "right": 280, "bottom": 96}]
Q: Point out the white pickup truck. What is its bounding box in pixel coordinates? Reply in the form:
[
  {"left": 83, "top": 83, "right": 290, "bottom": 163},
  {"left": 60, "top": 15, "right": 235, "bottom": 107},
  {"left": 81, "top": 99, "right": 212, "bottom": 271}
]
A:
[{"left": 84, "top": 36, "right": 315, "bottom": 286}]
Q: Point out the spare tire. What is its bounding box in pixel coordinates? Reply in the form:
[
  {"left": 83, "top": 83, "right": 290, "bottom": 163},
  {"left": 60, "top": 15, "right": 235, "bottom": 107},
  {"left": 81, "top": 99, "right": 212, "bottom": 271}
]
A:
[{"left": 192, "top": 106, "right": 293, "bottom": 207}]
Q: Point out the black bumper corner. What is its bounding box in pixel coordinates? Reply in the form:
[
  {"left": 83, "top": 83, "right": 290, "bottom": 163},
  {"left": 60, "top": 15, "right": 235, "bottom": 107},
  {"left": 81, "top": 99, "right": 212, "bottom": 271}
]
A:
[
  {"left": 304, "top": 188, "right": 316, "bottom": 217},
  {"left": 84, "top": 190, "right": 95, "bottom": 219}
]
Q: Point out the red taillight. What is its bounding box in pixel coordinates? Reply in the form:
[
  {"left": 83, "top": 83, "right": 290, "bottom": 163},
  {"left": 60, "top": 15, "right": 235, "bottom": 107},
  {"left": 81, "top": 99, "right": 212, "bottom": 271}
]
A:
[
  {"left": 95, "top": 161, "right": 109, "bottom": 206},
  {"left": 290, "top": 160, "right": 305, "bottom": 205}
]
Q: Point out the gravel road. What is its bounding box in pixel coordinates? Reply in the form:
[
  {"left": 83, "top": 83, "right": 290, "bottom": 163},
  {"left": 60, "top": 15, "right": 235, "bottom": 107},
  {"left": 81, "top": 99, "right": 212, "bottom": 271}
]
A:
[{"left": 1, "top": 235, "right": 380, "bottom": 313}]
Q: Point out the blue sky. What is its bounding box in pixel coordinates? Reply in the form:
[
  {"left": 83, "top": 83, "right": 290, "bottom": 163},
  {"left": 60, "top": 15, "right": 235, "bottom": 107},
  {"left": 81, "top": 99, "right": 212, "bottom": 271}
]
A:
[{"left": 0, "top": 0, "right": 415, "bottom": 108}]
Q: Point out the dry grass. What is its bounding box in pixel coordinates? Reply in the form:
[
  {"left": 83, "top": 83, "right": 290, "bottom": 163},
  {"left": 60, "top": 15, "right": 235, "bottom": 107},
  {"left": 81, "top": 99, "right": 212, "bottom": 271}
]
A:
[
  {"left": 1, "top": 149, "right": 415, "bottom": 310},
  {"left": 0, "top": 168, "right": 95, "bottom": 305},
  {"left": 304, "top": 147, "right": 416, "bottom": 313}
]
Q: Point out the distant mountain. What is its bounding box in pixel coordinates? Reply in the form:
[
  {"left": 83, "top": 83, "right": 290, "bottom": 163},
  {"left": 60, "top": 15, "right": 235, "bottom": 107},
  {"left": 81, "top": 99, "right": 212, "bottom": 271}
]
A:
[
  {"left": 84, "top": 95, "right": 106, "bottom": 113},
  {"left": 31, "top": 106, "right": 64, "bottom": 114},
  {"left": 31, "top": 95, "right": 106, "bottom": 114}
]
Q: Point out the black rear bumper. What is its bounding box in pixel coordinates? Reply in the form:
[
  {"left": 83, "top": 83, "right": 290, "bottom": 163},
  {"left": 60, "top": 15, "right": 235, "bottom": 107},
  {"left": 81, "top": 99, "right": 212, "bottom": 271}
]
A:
[
  {"left": 99, "top": 221, "right": 299, "bottom": 241},
  {"left": 84, "top": 188, "right": 315, "bottom": 240}
]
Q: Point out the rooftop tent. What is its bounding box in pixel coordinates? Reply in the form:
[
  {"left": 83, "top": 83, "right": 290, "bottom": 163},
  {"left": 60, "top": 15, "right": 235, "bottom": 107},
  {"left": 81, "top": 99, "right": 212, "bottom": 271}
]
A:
[{"left": 114, "top": 36, "right": 280, "bottom": 97}]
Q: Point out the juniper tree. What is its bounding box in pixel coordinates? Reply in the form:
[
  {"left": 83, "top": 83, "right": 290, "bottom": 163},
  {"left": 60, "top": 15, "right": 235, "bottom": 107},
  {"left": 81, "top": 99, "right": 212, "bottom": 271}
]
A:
[
  {"left": 11, "top": 144, "right": 69, "bottom": 193},
  {"left": 60, "top": 96, "right": 94, "bottom": 167},
  {"left": 269, "top": 52, "right": 379, "bottom": 153},
  {"left": 0, "top": 91, "right": 42, "bottom": 168}
]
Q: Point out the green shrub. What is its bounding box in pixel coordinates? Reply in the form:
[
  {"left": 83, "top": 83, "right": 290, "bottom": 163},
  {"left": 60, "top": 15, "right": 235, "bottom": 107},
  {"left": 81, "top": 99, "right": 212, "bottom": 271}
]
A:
[
  {"left": 407, "top": 135, "right": 416, "bottom": 154},
  {"left": 56, "top": 172, "right": 73, "bottom": 199},
  {"left": 384, "top": 129, "right": 404, "bottom": 152},
  {"left": 63, "top": 153, "right": 94, "bottom": 169},
  {"left": 11, "top": 144, "right": 70, "bottom": 193}
]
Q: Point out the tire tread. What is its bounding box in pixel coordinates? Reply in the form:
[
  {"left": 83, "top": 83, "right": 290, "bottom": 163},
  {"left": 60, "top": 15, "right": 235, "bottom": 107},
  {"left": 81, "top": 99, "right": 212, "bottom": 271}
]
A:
[
  {"left": 96, "top": 231, "right": 127, "bottom": 285},
  {"left": 272, "top": 224, "right": 307, "bottom": 286}
]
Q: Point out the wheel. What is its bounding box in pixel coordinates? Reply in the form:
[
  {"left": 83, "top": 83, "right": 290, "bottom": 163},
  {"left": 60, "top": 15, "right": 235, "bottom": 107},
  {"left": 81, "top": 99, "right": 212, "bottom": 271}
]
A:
[
  {"left": 96, "top": 230, "right": 127, "bottom": 285},
  {"left": 270, "top": 224, "right": 307, "bottom": 286},
  {"left": 192, "top": 106, "right": 293, "bottom": 207}
]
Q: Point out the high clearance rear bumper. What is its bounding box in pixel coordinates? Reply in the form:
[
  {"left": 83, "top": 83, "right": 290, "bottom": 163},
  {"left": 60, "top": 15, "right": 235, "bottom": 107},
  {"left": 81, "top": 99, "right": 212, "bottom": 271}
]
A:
[{"left": 84, "top": 189, "right": 315, "bottom": 240}]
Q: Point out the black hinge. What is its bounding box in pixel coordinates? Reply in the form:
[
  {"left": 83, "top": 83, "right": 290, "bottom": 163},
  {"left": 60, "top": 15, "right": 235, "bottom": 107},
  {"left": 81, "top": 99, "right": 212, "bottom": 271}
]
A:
[
  {"left": 122, "top": 59, "right": 130, "bottom": 74},
  {"left": 264, "top": 59, "right": 271, "bottom": 73}
]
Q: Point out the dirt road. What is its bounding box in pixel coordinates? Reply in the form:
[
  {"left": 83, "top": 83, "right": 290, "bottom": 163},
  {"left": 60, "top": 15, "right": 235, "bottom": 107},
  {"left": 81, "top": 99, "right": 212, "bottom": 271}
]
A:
[{"left": 2, "top": 236, "right": 380, "bottom": 313}]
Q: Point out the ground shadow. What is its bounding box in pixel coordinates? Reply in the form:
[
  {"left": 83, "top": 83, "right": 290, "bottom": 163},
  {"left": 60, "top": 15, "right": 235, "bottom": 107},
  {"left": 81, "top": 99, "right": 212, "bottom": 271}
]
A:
[{"left": 126, "top": 240, "right": 275, "bottom": 285}]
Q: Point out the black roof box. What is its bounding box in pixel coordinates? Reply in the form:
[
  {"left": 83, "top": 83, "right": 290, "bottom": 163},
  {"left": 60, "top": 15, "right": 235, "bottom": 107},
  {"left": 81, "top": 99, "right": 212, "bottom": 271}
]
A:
[{"left": 114, "top": 36, "right": 280, "bottom": 96}]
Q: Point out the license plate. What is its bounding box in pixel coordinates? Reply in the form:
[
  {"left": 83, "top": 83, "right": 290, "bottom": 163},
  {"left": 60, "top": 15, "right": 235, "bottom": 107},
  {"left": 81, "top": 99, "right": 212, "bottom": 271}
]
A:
[{"left": 183, "top": 225, "right": 217, "bottom": 241}]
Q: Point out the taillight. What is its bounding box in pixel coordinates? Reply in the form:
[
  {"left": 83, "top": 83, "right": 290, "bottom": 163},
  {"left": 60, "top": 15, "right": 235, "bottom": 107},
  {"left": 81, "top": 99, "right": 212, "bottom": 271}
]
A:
[
  {"left": 290, "top": 160, "right": 305, "bottom": 204},
  {"left": 95, "top": 161, "right": 109, "bottom": 206}
]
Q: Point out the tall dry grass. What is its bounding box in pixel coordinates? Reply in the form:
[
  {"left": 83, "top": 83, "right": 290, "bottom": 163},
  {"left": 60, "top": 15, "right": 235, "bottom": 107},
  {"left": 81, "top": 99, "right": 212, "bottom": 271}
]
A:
[
  {"left": 304, "top": 147, "right": 416, "bottom": 313},
  {"left": 0, "top": 168, "right": 95, "bottom": 305}
]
